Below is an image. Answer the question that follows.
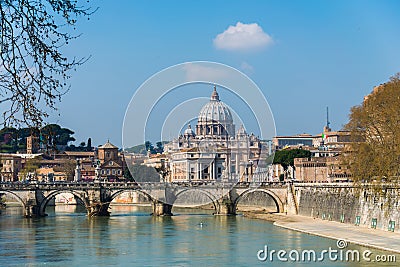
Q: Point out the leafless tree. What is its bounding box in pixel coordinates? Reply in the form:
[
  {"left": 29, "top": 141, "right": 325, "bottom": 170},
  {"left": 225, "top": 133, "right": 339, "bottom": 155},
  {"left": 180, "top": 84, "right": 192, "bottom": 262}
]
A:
[{"left": 0, "top": 0, "right": 94, "bottom": 128}]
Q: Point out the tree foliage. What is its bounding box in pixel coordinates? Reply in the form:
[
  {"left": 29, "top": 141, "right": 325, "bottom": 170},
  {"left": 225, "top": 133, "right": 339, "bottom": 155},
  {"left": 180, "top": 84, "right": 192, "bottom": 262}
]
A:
[
  {"left": 19, "top": 157, "right": 39, "bottom": 180},
  {"left": 273, "top": 149, "right": 311, "bottom": 170},
  {"left": 0, "top": 123, "right": 75, "bottom": 153},
  {"left": 0, "top": 0, "right": 93, "bottom": 127},
  {"left": 144, "top": 141, "right": 164, "bottom": 154},
  {"left": 54, "top": 159, "right": 75, "bottom": 181},
  {"left": 86, "top": 137, "right": 92, "bottom": 150},
  {"left": 41, "top": 123, "right": 75, "bottom": 146},
  {"left": 342, "top": 74, "right": 400, "bottom": 182}
]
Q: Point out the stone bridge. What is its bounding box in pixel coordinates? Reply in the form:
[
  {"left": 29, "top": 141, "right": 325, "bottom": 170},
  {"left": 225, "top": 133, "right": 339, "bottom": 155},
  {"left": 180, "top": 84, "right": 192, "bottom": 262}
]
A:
[{"left": 0, "top": 181, "right": 297, "bottom": 217}]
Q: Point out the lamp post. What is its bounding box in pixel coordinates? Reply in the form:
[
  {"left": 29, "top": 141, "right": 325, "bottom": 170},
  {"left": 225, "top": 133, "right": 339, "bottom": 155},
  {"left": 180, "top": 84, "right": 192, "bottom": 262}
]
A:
[{"left": 249, "top": 160, "right": 254, "bottom": 182}]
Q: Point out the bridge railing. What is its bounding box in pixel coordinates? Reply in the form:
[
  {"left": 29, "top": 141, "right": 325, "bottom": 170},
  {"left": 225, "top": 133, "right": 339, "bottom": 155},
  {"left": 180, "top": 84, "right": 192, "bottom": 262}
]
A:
[{"left": 0, "top": 181, "right": 289, "bottom": 190}]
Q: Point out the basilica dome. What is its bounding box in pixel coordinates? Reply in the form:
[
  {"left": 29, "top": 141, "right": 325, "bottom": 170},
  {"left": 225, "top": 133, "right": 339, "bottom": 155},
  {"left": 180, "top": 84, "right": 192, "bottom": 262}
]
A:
[
  {"left": 196, "top": 87, "right": 235, "bottom": 137},
  {"left": 198, "top": 87, "right": 233, "bottom": 124}
]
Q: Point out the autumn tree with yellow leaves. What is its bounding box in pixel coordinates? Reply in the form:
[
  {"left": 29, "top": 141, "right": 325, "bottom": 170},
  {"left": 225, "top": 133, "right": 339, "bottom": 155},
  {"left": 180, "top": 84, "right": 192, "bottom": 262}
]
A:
[{"left": 342, "top": 74, "right": 400, "bottom": 182}]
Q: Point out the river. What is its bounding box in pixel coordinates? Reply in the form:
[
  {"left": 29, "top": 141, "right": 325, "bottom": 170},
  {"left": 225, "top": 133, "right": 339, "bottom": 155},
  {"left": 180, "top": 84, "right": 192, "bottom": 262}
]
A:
[{"left": 0, "top": 205, "right": 398, "bottom": 266}]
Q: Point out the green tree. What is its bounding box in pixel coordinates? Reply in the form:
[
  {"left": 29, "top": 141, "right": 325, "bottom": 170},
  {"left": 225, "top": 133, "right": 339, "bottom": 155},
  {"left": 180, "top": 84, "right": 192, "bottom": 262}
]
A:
[
  {"left": 145, "top": 141, "right": 156, "bottom": 154},
  {"left": 273, "top": 149, "right": 311, "bottom": 170},
  {"left": 0, "top": 0, "right": 93, "bottom": 127},
  {"left": 273, "top": 149, "right": 311, "bottom": 179},
  {"left": 0, "top": 126, "right": 38, "bottom": 152},
  {"left": 40, "top": 124, "right": 75, "bottom": 152},
  {"left": 342, "top": 74, "right": 400, "bottom": 182},
  {"left": 19, "top": 158, "right": 39, "bottom": 180},
  {"left": 155, "top": 141, "right": 164, "bottom": 154},
  {"left": 87, "top": 138, "right": 92, "bottom": 151}
]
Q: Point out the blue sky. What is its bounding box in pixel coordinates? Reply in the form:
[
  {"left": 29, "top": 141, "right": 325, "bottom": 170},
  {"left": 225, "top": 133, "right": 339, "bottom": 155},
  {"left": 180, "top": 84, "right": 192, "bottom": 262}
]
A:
[{"left": 51, "top": 0, "right": 400, "bottom": 147}]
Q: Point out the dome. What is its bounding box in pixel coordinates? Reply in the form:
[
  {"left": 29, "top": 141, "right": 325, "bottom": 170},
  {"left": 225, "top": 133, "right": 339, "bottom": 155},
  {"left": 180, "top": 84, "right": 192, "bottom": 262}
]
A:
[
  {"left": 196, "top": 86, "right": 235, "bottom": 137},
  {"left": 198, "top": 87, "right": 233, "bottom": 124},
  {"left": 183, "top": 123, "right": 195, "bottom": 136}
]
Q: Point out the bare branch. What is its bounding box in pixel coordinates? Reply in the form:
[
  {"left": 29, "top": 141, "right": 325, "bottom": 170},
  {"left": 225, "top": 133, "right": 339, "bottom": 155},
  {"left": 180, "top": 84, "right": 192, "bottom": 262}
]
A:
[{"left": 0, "top": 0, "right": 94, "bottom": 128}]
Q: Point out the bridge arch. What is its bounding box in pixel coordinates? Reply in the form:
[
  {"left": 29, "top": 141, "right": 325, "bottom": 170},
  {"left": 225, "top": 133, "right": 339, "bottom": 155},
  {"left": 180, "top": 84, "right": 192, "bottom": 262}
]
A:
[
  {"left": 0, "top": 190, "right": 26, "bottom": 208},
  {"left": 110, "top": 189, "right": 154, "bottom": 203},
  {"left": 39, "top": 190, "right": 90, "bottom": 216},
  {"left": 174, "top": 188, "right": 220, "bottom": 214},
  {"left": 234, "top": 188, "right": 284, "bottom": 213}
]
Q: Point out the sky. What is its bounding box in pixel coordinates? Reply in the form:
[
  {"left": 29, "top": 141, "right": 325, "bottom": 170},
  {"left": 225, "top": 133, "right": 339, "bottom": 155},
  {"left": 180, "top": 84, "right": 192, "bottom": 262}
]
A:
[{"left": 45, "top": 0, "right": 400, "bottom": 148}]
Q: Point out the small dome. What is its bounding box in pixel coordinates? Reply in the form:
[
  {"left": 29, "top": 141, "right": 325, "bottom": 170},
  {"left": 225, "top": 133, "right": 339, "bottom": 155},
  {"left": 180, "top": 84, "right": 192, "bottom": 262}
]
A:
[
  {"left": 198, "top": 86, "right": 233, "bottom": 124},
  {"left": 237, "top": 125, "right": 247, "bottom": 135},
  {"left": 184, "top": 123, "right": 195, "bottom": 136}
]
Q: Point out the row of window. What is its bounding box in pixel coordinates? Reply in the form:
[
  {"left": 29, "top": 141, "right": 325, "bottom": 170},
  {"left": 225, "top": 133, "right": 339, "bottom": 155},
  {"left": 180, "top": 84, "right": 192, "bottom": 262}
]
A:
[
  {"left": 101, "top": 169, "right": 121, "bottom": 175},
  {"left": 188, "top": 166, "right": 222, "bottom": 174},
  {"left": 198, "top": 125, "right": 226, "bottom": 134}
]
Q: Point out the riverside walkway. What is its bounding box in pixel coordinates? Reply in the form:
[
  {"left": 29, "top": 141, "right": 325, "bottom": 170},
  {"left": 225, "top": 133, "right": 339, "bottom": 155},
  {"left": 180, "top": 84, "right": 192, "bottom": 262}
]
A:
[{"left": 274, "top": 215, "right": 400, "bottom": 253}]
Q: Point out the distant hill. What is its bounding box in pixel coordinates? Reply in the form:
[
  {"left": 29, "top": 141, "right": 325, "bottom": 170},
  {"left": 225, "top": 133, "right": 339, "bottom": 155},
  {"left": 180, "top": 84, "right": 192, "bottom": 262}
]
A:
[{"left": 124, "top": 144, "right": 147, "bottom": 154}]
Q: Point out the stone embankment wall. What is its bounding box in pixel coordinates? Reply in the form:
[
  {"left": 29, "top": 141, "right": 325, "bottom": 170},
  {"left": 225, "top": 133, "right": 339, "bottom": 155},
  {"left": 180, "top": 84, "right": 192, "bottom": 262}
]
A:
[{"left": 295, "top": 184, "right": 400, "bottom": 231}]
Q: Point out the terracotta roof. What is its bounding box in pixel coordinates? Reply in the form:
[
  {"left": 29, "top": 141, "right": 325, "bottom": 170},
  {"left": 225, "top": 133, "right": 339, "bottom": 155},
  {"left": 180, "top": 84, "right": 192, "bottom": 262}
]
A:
[
  {"left": 64, "top": 151, "right": 95, "bottom": 156},
  {"left": 149, "top": 154, "right": 168, "bottom": 159},
  {"left": 100, "top": 159, "right": 122, "bottom": 168},
  {"left": 179, "top": 147, "right": 199, "bottom": 152},
  {"left": 99, "top": 141, "right": 118, "bottom": 149}
]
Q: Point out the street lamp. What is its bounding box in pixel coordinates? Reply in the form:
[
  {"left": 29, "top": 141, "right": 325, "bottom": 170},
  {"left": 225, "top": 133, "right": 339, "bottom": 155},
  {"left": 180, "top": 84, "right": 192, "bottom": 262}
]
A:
[{"left": 249, "top": 160, "right": 254, "bottom": 182}]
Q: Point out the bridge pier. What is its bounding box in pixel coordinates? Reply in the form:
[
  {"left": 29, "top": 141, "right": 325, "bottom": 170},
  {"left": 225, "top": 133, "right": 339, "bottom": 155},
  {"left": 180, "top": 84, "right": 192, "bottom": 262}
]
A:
[
  {"left": 215, "top": 196, "right": 236, "bottom": 215},
  {"left": 87, "top": 202, "right": 111, "bottom": 216},
  {"left": 24, "top": 204, "right": 43, "bottom": 218},
  {"left": 86, "top": 187, "right": 111, "bottom": 216},
  {"left": 24, "top": 191, "right": 45, "bottom": 218},
  {"left": 152, "top": 201, "right": 173, "bottom": 216}
]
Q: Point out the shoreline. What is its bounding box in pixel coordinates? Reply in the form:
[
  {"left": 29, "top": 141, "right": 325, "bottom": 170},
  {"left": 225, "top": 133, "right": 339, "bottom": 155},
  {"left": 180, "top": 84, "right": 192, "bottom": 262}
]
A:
[{"left": 242, "top": 210, "right": 400, "bottom": 254}]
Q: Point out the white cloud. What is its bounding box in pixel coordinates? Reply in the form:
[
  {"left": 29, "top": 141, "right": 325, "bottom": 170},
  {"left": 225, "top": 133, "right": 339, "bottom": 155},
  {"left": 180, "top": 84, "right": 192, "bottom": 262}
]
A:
[{"left": 213, "top": 22, "right": 273, "bottom": 52}]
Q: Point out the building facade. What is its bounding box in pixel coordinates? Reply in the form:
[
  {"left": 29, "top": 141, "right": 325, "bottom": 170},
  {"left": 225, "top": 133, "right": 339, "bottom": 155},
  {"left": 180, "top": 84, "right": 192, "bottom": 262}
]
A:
[
  {"left": 272, "top": 134, "right": 313, "bottom": 150},
  {"left": 0, "top": 154, "right": 22, "bottom": 182},
  {"left": 162, "top": 87, "right": 265, "bottom": 183},
  {"left": 96, "top": 141, "right": 124, "bottom": 181}
]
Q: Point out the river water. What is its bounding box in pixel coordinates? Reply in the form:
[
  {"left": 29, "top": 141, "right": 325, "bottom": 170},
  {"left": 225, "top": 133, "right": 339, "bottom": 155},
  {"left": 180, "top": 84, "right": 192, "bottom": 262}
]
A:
[{"left": 0, "top": 205, "right": 398, "bottom": 267}]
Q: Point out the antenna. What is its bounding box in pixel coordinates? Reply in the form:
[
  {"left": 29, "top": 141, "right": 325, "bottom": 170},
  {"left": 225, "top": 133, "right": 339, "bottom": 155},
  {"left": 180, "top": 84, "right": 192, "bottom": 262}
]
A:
[{"left": 326, "top": 106, "right": 330, "bottom": 129}]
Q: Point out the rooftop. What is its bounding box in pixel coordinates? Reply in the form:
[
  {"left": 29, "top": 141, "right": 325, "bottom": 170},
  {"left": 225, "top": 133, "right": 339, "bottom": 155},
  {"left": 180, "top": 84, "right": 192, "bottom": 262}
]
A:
[{"left": 99, "top": 141, "right": 118, "bottom": 149}]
